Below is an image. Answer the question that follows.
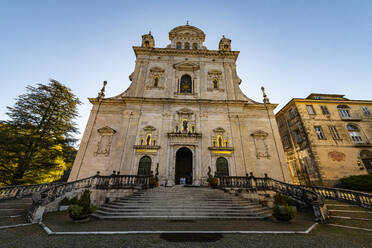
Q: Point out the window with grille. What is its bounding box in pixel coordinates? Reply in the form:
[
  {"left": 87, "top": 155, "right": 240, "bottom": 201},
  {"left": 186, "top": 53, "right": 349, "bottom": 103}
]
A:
[
  {"left": 347, "top": 124, "right": 363, "bottom": 143},
  {"left": 329, "top": 126, "right": 341, "bottom": 140},
  {"left": 306, "top": 105, "right": 315, "bottom": 115},
  {"left": 314, "top": 126, "right": 326, "bottom": 140},
  {"left": 338, "top": 105, "right": 351, "bottom": 118},
  {"left": 321, "top": 106, "right": 330, "bottom": 115},
  {"left": 362, "top": 106, "right": 371, "bottom": 116}
]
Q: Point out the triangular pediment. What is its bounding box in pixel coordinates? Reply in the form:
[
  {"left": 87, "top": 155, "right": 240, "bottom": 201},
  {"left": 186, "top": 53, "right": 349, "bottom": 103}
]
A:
[{"left": 173, "top": 62, "right": 200, "bottom": 71}]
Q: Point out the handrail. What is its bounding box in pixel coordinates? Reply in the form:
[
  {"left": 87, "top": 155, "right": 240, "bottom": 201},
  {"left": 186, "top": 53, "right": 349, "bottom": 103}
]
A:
[
  {"left": 217, "top": 175, "right": 327, "bottom": 223},
  {"left": 305, "top": 185, "right": 372, "bottom": 210},
  {"left": 0, "top": 181, "right": 61, "bottom": 200}
]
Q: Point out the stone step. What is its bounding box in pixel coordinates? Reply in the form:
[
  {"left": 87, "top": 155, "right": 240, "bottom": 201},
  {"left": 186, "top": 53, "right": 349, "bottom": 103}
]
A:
[
  {"left": 329, "top": 211, "right": 372, "bottom": 219},
  {"left": 0, "top": 216, "right": 27, "bottom": 227},
  {"left": 97, "top": 207, "right": 268, "bottom": 214},
  {"left": 91, "top": 214, "right": 270, "bottom": 220},
  {"left": 102, "top": 204, "right": 261, "bottom": 210},
  {"left": 94, "top": 210, "right": 270, "bottom": 217}
]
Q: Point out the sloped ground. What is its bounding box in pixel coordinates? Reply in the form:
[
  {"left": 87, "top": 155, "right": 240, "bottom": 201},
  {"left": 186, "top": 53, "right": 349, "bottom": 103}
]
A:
[{"left": 1, "top": 223, "right": 372, "bottom": 248}]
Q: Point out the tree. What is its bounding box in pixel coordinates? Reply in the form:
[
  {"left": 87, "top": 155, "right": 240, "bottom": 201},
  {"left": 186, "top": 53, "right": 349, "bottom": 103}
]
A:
[{"left": 0, "top": 79, "right": 81, "bottom": 185}]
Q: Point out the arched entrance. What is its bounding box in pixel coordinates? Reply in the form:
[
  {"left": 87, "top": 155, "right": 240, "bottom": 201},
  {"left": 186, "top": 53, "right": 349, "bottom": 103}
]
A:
[
  {"left": 138, "top": 156, "right": 152, "bottom": 176},
  {"left": 216, "top": 157, "right": 229, "bottom": 176},
  {"left": 175, "top": 147, "right": 193, "bottom": 184}
]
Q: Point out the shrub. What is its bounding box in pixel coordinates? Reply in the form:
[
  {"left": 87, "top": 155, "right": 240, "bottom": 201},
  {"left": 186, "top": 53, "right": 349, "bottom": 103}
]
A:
[
  {"left": 273, "top": 205, "right": 296, "bottom": 221},
  {"left": 273, "top": 193, "right": 296, "bottom": 206},
  {"left": 67, "top": 190, "right": 96, "bottom": 220},
  {"left": 60, "top": 196, "right": 79, "bottom": 206},
  {"left": 340, "top": 175, "right": 372, "bottom": 192}
]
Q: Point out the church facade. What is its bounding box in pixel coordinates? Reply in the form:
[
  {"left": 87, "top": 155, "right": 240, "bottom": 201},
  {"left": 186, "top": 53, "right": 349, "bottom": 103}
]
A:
[{"left": 69, "top": 24, "right": 291, "bottom": 186}]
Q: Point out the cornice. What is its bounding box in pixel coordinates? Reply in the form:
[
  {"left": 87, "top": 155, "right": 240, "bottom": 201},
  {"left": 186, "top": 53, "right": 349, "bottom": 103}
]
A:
[
  {"left": 89, "top": 96, "right": 271, "bottom": 108},
  {"left": 133, "top": 47, "right": 239, "bottom": 61},
  {"left": 276, "top": 98, "right": 372, "bottom": 118}
]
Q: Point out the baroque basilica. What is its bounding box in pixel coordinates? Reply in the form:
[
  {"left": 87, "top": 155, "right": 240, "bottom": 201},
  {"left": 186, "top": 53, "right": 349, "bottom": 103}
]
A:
[{"left": 69, "top": 24, "right": 291, "bottom": 186}]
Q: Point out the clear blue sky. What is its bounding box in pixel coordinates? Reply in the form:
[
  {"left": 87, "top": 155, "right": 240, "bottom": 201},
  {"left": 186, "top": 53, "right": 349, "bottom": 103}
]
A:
[{"left": 1, "top": 0, "right": 371, "bottom": 142}]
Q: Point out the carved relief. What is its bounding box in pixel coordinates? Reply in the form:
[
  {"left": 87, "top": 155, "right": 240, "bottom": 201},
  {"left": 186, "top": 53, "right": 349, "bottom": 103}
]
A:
[
  {"left": 251, "top": 130, "right": 270, "bottom": 159},
  {"left": 95, "top": 126, "right": 116, "bottom": 156},
  {"left": 147, "top": 67, "right": 165, "bottom": 90},
  {"left": 207, "top": 69, "right": 224, "bottom": 92},
  {"left": 328, "top": 151, "right": 346, "bottom": 162}
]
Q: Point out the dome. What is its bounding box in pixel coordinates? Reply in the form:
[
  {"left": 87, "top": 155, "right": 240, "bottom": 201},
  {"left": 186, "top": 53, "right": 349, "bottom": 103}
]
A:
[{"left": 169, "top": 24, "right": 205, "bottom": 42}]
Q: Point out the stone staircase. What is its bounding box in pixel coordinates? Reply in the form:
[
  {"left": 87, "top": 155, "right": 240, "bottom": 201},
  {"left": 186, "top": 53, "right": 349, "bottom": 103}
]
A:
[
  {"left": 0, "top": 197, "right": 32, "bottom": 227},
  {"left": 326, "top": 199, "right": 372, "bottom": 231},
  {"left": 92, "top": 186, "right": 272, "bottom": 220}
]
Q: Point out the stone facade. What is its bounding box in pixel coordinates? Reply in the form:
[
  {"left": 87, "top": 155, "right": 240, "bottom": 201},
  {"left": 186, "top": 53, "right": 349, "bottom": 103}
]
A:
[
  {"left": 276, "top": 93, "right": 372, "bottom": 186},
  {"left": 69, "top": 24, "right": 291, "bottom": 186}
]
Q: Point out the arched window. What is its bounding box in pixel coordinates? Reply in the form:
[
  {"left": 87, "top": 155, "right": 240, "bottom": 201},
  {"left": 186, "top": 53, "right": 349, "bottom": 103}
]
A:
[
  {"left": 216, "top": 157, "right": 229, "bottom": 176},
  {"left": 176, "top": 42, "right": 182, "bottom": 49},
  {"left": 180, "top": 75, "right": 192, "bottom": 93},
  {"left": 184, "top": 42, "right": 190, "bottom": 49},
  {"left": 338, "top": 105, "right": 351, "bottom": 118},
  {"left": 153, "top": 77, "right": 159, "bottom": 87},
  {"left": 347, "top": 124, "right": 363, "bottom": 143},
  {"left": 192, "top": 43, "right": 198, "bottom": 50},
  {"left": 138, "top": 156, "right": 151, "bottom": 175},
  {"left": 213, "top": 79, "right": 218, "bottom": 89},
  {"left": 144, "top": 41, "right": 150, "bottom": 47}
]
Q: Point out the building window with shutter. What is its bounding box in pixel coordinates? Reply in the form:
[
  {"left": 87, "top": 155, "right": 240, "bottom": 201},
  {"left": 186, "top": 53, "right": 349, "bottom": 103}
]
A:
[
  {"left": 294, "top": 129, "right": 302, "bottom": 143},
  {"left": 329, "top": 126, "right": 341, "bottom": 140},
  {"left": 314, "top": 126, "right": 326, "bottom": 140},
  {"left": 321, "top": 106, "right": 330, "bottom": 115},
  {"left": 306, "top": 105, "right": 315, "bottom": 115}
]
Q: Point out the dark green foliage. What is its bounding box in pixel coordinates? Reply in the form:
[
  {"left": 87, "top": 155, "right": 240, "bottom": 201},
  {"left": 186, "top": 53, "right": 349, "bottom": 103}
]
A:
[
  {"left": 273, "top": 205, "right": 296, "bottom": 221},
  {"left": 0, "top": 79, "right": 81, "bottom": 185},
  {"left": 273, "top": 193, "right": 296, "bottom": 206},
  {"left": 67, "top": 190, "right": 96, "bottom": 220},
  {"left": 340, "top": 175, "right": 372, "bottom": 192},
  {"left": 273, "top": 193, "right": 297, "bottom": 222},
  {"left": 60, "top": 196, "right": 79, "bottom": 206}
]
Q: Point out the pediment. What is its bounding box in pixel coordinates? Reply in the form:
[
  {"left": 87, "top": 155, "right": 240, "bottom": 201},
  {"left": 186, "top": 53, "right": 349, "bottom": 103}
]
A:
[
  {"left": 143, "top": 125, "right": 156, "bottom": 131},
  {"left": 177, "top": 108, "right": 194, "bottom": 115},
  {"left": 97, "top": 126, "right": 116, "bottom": 135},
  {"left": 173, "top": 62, "right": 200, "bottom": 71},
  {"left": 150, "top": 67, "right": 165, "bottom": 73},
  {"left": 251, "top": 130, "right": 268, "bottom": 137},
  {"left": 213, "top": 127, "right": 225, "bottom": 133},
  {"left": 208, "top": 69, "right": 222, "bottom": 75}
]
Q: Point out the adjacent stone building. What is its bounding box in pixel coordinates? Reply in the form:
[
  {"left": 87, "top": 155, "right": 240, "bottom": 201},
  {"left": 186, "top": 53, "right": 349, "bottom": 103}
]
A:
[
  {"left": 276, "top": 93, "right": 372, "bottom": 186},
  {"left": 69, "top": 24, "right": 291, "bottom": 185}
]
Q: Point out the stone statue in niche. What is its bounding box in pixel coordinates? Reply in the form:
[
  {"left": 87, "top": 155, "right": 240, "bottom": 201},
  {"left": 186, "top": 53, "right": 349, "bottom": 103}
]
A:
[
  {"left": 182, "top": 120, "right": 188, "bottom": 133},
  {"left": 95, "top": 126, "right": 116, "bottom": 156},
  {"left": 251, "top": 130, "right": 270, "bottom": 159}
]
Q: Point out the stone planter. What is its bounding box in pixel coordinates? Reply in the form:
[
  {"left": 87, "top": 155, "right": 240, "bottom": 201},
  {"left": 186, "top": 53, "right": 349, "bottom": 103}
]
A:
[{"left": 70, "top": 214, "right": 90, "bottom": 222}]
